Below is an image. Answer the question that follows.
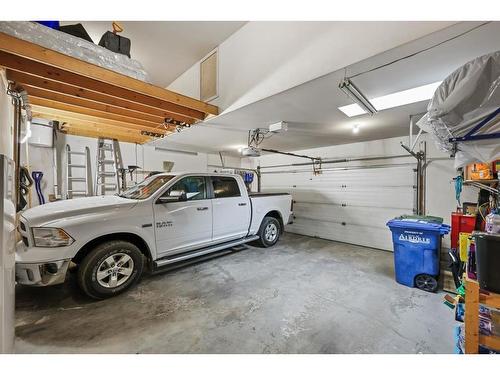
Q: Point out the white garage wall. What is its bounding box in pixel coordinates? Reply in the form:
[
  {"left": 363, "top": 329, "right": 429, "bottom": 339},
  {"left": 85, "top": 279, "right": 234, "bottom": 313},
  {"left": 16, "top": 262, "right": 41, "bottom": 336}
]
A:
[
  {"left": 168, "top": 22, "right": 456, "bottom": 113},
  {"left": 22, "top": 130, "right": 241, "bottom": 207},
  {"left": 247, "top": 135, "right": 477, "bottom": 251}
]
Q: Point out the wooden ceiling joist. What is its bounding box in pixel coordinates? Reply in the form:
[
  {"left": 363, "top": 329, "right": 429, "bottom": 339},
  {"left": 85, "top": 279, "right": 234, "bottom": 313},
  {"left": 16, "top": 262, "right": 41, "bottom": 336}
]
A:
[
  {"left": 0, "top": 31, "right": 219, "bottom": 143},
  {"left": 61, "top": 125, "right": 151, "bottom": 145},
  {"left": 0, "top": 33, "right": 218, "bottom": 116},
  {"left": 6, "top": 70, "right": 198, "bottom": 124},
  {"left": 25, "top": 86, "right": 175, "bottom": 125},
  {"left": 32, "top": 112, "right": 157, "bottom": 144},
  {"left": 0, "top": 52, "right": 205, "bottom": 121},
  {"left": 31, "top": 105, "right": 171, "bottom": 135},
  {"left": 30, "top": 97, "right": 177, "bottom": 132}
]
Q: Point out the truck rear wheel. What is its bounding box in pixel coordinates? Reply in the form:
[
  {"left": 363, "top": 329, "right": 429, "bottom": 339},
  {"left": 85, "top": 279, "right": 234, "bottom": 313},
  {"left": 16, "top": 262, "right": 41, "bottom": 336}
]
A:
[
  {"left": 77, "top": 240, "right": 144, "bottom": 299},
  {"left": 256, "top": 216, "right": 281, "bottom": 248}
]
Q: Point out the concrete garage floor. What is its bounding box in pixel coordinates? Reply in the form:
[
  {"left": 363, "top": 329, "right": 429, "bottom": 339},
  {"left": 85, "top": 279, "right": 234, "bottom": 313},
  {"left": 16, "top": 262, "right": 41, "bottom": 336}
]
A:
[{"left": 15, "top": 233, "right": 454, "bottom": 354}]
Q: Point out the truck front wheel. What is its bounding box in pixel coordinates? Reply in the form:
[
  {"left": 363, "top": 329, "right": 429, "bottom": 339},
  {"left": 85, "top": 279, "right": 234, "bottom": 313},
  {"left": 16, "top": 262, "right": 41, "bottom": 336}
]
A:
[
  {"left": 77, "top": 240, "right": 144, "bottom": 299},
  {"left": 256, "top": 216, "right": 281, "bottom": 248}
]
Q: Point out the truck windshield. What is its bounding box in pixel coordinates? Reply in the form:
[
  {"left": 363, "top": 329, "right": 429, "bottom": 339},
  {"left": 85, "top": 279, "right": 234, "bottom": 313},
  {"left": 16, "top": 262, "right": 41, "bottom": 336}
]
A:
[{"left": 119, "top": 175, "right": 175, "bottom": 200}]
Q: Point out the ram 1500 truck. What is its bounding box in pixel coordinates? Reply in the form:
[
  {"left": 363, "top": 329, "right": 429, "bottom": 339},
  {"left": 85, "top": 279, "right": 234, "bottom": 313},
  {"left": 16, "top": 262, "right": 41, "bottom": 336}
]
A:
[{"left": 16, "top": 172, "right": 293, "bottom": 299}]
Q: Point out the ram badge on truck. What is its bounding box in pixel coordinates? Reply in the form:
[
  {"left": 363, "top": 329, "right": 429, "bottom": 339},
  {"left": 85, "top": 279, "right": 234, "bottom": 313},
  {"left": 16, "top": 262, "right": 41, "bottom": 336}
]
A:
[{"left": 16, "top": 172, "right": 293, "bottom": 299}]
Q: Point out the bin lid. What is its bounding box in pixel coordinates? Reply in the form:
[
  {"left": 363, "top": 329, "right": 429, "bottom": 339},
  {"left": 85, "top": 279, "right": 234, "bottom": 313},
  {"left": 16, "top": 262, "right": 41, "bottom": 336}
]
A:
[
  {"left": 398, "top": 214, "right": 444, "bottom": 224},
  {"left": 386, "top": 217, "right": 451, "bottom": 234},
  {"left": 472, "top": 231, "right": 500, "bottom": 242}
]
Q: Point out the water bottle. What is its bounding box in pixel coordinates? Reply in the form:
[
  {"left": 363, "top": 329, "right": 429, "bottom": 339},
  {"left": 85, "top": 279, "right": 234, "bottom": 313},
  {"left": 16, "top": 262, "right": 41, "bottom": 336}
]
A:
[{"left": 485, "top": 210, "right": 500, "bottom": 234}]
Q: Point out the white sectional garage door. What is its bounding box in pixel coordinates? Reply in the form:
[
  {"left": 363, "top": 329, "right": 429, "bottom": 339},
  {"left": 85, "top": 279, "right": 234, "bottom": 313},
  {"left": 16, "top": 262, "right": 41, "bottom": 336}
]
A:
[{"left": 260, "top": 163, "right": 415, "bottom": 251}]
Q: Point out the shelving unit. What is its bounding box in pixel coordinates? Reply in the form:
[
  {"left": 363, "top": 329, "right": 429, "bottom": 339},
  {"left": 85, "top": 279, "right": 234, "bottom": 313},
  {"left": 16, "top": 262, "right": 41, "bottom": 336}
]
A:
[
  {"left": 464, "top": 277, "right": 500, "bottom": 353},
  {"left": 463, "top": 179, "right": 499, "bottom": 196}
]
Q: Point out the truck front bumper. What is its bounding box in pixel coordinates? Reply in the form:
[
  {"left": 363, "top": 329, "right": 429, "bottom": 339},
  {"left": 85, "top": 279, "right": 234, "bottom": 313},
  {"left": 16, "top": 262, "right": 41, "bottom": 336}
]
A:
[{"left": 16, "top": 259, "right": 71, "bottom": 286}]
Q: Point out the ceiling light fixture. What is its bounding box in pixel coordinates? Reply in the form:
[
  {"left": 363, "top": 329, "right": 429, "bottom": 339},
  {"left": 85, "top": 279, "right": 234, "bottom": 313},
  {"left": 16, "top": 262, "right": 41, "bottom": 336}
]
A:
[
  {"left": 338, "top": 78, "right": 378, "bottom": 116},
  {"left": 352, "top": 124, "right": 360, "bottom": 134},
  {"left": 231, "top": 145, "right": 247, "bottom": 153},
  {"left": 338, "top": 81, "right": 442, "bottom": 118}
]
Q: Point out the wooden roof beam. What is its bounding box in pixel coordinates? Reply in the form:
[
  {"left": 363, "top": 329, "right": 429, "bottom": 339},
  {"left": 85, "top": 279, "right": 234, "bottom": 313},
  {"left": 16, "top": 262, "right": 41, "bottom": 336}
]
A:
[
  {"left": 32, "top": 112, "right": 156, "bottom": 144},
  {"left": 29, "top": 96, "right": 178, "bottom": 132},
  {"left": 0, "top": 32, "right": 218, "bottom": 116},
  {"left": 61, "top": 126, "right": 150, "bottom": 144},
  {"left": 25, "top": 85, "right": 173, "bottom": 125},
  {"left": 6, "top": 69, "right": 198, "bottom": 124},
  {"left": 31, "top": 105, "right": 171, "bottom": 135},
  {"left": 0, "top": 50, "right": 204, "bottom": 120}
]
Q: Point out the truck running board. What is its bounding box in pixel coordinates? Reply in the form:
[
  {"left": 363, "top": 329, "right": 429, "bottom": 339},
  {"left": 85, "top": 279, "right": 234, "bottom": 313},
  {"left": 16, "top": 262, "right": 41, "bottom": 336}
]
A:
[{"left": 153, "top": 235, "right": 259, "bottom": 269}]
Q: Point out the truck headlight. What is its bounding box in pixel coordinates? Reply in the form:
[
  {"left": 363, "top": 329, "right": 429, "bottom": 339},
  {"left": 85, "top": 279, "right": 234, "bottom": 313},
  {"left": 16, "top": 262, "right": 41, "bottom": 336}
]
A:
[{"left": 32, "top": 228, "right": 75, "bottom": 247}]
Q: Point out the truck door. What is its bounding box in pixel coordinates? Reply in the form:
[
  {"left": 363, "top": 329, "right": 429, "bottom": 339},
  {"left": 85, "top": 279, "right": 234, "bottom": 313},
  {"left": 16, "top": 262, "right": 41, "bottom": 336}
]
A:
[
  {"left": 210, "top": 176, "right": 251, "bottom": 243},
  {"left": 153, "top": 176, "right": 213, "bottom": 256}
]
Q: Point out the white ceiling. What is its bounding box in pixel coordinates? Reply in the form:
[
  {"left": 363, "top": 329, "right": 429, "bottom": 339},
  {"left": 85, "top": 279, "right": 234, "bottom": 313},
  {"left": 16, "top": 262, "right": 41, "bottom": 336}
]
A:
[
  {"left": 60, "top": 21, "right": 246, "bottom": 87},
  {"left": 156, "top": 21, "right": 500, "bottom": 156}
]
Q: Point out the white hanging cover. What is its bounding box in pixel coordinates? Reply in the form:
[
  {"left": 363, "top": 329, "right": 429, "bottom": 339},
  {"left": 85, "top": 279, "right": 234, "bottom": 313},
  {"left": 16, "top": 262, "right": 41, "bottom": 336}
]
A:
[{"left": 417, "top": 50, "right": 500, "bottom": 168}]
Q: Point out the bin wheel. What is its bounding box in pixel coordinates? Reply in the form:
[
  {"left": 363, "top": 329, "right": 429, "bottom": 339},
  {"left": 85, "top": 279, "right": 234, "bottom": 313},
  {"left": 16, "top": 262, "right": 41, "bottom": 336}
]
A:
[{"left": 415, "top": 274, "right": 438, "bottom": 293}]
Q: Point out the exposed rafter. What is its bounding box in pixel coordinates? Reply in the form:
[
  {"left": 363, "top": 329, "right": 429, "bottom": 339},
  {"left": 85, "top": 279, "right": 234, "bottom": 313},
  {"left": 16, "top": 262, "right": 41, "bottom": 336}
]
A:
[{"left": 0, "top": 31, "right": 219, "bottom": 144}]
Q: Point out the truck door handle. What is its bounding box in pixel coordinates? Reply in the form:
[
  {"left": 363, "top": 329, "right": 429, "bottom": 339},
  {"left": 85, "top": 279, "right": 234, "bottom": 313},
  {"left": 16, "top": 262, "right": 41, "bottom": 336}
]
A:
[
  {"left": 238, "top": 203, "right": 247, "bottom": 206},
  {"left": 197, "top": 207, "right": 209, "bottom": 211}
]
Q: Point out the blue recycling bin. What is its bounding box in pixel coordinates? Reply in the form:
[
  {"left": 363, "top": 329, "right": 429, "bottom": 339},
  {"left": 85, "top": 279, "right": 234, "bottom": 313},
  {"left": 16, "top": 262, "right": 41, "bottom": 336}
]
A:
[{"left": 386, "top": 217, "right": 450, "bottom": 292}]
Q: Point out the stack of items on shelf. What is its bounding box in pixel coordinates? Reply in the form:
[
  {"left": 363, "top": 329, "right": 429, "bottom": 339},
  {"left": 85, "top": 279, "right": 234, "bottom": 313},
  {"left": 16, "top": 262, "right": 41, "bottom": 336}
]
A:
[
  {"left": 449, "top": 157, "right": 500, "bottom": 285},
  {"left": 447, "top": 185, "right": 500, "bottom": 353},
  {"left": 454, "top": 300, "right": 500, "bottom": 354},
  {"left": 447, "top": 160, "right": 500, "bottom": 354}
]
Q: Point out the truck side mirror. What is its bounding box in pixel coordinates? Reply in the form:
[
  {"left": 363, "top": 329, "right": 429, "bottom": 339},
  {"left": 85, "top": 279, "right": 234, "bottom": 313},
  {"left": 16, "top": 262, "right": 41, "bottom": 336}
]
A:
[{"left": 156, "top": 192, "right": 187, "bottom": 204}]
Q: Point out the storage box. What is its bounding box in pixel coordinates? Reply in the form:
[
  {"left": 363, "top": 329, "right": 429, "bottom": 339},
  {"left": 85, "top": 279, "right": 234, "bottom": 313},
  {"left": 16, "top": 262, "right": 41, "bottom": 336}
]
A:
[
  {"left": 473, "top": 232, "right": 500, "bottom": 293},
  {"left": 465, "top": 162, "right": 494, "bottom": 180},
  {"left": 451, "top": 212, "right": 476, "bottom": 250}
]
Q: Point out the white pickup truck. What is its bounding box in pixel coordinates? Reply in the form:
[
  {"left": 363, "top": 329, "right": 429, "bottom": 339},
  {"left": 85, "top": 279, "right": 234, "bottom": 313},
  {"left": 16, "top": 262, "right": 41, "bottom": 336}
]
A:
[{"left": 16, "top": 172, "right": 292, "bottom": 299}]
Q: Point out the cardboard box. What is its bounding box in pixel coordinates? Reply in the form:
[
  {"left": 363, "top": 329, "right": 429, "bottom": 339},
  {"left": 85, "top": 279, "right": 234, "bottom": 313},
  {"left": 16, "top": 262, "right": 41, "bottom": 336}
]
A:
[{"left": 465, "top": 162, "right": 494, "bottom": 180}]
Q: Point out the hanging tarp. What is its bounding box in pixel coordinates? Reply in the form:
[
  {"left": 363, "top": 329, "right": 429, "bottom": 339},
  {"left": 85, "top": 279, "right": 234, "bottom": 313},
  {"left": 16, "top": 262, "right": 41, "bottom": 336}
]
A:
[{"left": 417, "top": 50, "right": 500, "bottom": 168}]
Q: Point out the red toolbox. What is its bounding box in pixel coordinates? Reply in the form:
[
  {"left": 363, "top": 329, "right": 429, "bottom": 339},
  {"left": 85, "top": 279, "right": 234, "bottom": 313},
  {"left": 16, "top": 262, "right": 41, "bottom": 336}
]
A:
[{"left": 451, "top": 212, "right": 476, "bottom": 250}]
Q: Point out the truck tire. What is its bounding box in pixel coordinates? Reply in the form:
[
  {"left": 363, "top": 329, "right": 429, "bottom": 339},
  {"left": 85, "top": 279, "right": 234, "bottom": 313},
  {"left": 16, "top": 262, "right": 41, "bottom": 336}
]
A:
[
  {"left": 77, "top": 240, "right": 144, "bottom": 299},
  {"left": 256, "top": 216, "right": 281, "bottom": 248}
]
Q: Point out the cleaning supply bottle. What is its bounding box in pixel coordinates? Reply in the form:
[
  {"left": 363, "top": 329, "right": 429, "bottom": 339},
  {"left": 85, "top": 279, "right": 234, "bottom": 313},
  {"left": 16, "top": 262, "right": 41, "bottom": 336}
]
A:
[{"left": 485, "top": 209, "right": 500, "bottom": 234}]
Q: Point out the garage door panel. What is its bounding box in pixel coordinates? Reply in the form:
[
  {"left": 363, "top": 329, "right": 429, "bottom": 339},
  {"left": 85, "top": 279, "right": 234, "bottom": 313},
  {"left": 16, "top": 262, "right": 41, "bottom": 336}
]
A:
[
  {"left": 263, "top": 166, "right": 413, "bottom": 186},
  {"left": 293, "top": 203, "right": 411, "bottom": 229},
  {"left": 287, "top": 217, "right": 394, "bottom": 251},
  {"left": 261, "top": 164, "right": 414, "bottom": 250},
  {"left": 289, "top": 189, "right": 413, "bottom": 209}
]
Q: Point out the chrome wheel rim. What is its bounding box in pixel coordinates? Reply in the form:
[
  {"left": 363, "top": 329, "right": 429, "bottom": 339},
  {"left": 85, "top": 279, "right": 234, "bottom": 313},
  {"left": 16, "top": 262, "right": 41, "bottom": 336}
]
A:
[
  {"left": 96, "top": 253, "right": 134, "bottom": 288},
  {"left": 264, "top": 223, "right": 278, "bottom": 243}
]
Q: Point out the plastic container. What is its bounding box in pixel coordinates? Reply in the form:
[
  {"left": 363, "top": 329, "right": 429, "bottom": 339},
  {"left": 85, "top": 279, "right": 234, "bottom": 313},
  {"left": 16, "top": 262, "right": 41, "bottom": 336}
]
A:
[
  {"left": 35, "top": 21, "right": 60, "bottom": 30},
  {"left": 473, "top": 232, "right": 500, "bottom": 293},
  {"left": 387, "top": 217, "right": 449, "bottom": 291},
  {"left": 451, "top": 212, "right": 476, "bottom": 250},
  {"left": 387, "top": 217, "right": 451, "bottom": 292},
  {"left": 485, "top": 210, "right": 500, "bottom": 234},
  {"left": 28, "top": 118, "right": 53, "bottom": 148},
  {"left": 459, "top": 232, "right": 470, "bottom": 262},
  {"left": 467, "top": 239, "right": 477, "bottom": 280}
]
